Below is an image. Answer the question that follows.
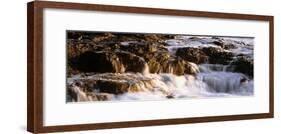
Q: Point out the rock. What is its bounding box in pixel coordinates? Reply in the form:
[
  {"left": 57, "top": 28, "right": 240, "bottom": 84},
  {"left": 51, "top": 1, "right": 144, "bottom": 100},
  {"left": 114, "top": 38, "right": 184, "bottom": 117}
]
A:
[
  {"left": 119, "top": 41, "right": 158, "bottom": 56},
  {"left": 162, "top": 58, "right": 199, "bottom": 75},
  {"left": 185, "top": 62, "right": 200, "bottom": 75},
  {"left": 67, "top": 86, "right": 78, "bottom": 102},
  {"left": 146, "top": 51, "right": 171, "bottom": 74},
  {"left": 115, "top": 51, "right": 148, "bottom": 74},
  {"left": 143, "top": 34, "right": 172, "bottom": 43},
  {"left": 66, "top": 82, "right": 92, "bottom": 102},
  {"left": 213, "top": 40, "right": 237, "bottom": 49},
  {"left": 67, "top": 31, "right": 92, "bottom": 40},
  {"left": 162, "top": 58, "right": 185, "bottom": 75},
  {"left": 148, "top": 58, "right": 161, "bottom": 73},
  {"left": 92, "top": 33, "right": 115, "bottom": 43},
  {"left": 96, "top": 78, "right": 155, "bottom": 94},
  {"left": 104, "top": 33, "right": 176, "bottom": 44},
  {"left": 166, "top": 94, "right": 175, "bottom": 99},
  {"left": 176, "top": 47, "right": 208, "bottom": 64},
  {"left": 232, "top": 56, "right": 253, "bottom": 77},
  {"left": 123, "top": 34, "right": 175, "bottom": 43},
  {"left": 96, "top": 80, "right": 131, "bottom": 94},
  {"left": 223, "top": 44, "right": 237, "bottom": 49},
  {"left": 201, "top": 47, "right": 234, "bottom": 64},
  {"left": 67, "top": 40, "right": 97, "bottom": 59},
  {"left": 71, "top": 51, "right": 148, "bottom": 74},
  {"left": 67, "top": 73, "right": 169, "bottom": 97},
  {"left": 188, "top": 36, "right": 201, "bottom": 40},
  {"left": 156, "top": 52, "right": 170, "bottom": 63},
  {"left": 176, "top": 46, "right": 234, "bottom": 65},
  {"left": 94, "top": 42, "right": 121, "bottom": 51},
  {"left": 86, "top": 93, "right": 114, "bottom": 101},
  {"left": 213, "top": 40, "right": 225, "bottom": 48},
  {"left": 67, "top": 84, "right": 114, "bottom": 102},
  {"left": 67, "top": 32, "right": 82, "bottom": 39},
  {"left": 72, "top": 51, "right": 125, "bottom": 73}
]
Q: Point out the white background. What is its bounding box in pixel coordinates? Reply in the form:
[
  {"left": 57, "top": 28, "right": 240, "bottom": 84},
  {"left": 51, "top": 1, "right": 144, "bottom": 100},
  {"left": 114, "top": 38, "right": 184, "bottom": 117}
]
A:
[
  {"left": 0, "top": 0, "right": 280, "bottom": 133},
  {"left": 44, "top": 8, "right": 269, "bottom": 126}
]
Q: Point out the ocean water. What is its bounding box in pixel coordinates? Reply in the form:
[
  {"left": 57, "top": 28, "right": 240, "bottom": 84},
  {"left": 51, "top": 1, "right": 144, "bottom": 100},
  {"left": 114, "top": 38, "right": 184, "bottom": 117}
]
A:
[{"left": 67, "top": 35, "right": 254, "bottom": 102}]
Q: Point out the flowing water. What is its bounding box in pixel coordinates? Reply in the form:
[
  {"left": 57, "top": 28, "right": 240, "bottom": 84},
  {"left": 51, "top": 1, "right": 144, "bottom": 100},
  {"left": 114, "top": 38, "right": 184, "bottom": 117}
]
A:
[
  {"left": 162, "top": 35, "right": 254, "bottom": 97},
  {"left": 67, "top": 35, "right": 254, "bottom": 102}
]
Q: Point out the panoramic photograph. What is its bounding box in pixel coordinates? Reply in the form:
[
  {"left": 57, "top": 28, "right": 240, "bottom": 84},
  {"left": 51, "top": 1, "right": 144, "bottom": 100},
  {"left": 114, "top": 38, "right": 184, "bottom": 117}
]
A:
[{"left": 66, "top": 31, "right": 254, "bottom": 102}]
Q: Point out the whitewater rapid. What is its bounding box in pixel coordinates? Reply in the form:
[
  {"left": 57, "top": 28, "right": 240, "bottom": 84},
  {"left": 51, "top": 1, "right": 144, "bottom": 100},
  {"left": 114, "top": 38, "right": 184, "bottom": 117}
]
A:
[
  {"left": 115, "top": 68, "right": 253, "bottom": 101},
  {"left": 118, "top": 36, "right": 254, "bottom": 100},
  {"left": 68, "top": 66, "right": 253, "bottom": 102},
  {"left": 67, "top": 35, "right": 254, "bottom": 102}
]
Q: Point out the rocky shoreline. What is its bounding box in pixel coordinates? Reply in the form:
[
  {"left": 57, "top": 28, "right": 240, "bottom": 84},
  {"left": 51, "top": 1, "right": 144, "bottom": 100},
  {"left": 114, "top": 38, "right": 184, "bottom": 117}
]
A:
[{"left": 66, "top": 32, "right": 254, "bottom": 102}]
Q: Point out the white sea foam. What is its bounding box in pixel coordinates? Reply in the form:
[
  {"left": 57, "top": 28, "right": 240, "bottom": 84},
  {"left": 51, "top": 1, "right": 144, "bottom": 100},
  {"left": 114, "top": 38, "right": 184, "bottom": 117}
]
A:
[
  {"left": 165, "top": 35, "right": 254, "bottom": 59},
  {"left": 67, "top": 35, "right": 254, "bottom": 102},
  {"left": 68, "top": 71, "right": 253, "bottom": 101}
]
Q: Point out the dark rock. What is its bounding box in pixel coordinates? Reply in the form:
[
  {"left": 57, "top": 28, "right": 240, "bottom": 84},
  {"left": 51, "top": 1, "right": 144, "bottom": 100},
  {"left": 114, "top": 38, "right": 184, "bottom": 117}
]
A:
[
  {"left": 148, "top": 58, "right": 161, "bottom": 73},
  {"left": 162, "top": 58, "right": 186, "bottom": 75},
  {"left": 72, "top": 51, "right": 124, "bottom": 73},
  {"left": 223, "top": 44, "right": 237, "bottom": 49},
  {"left": 67, "top": 31, "right": 92, "bottom": 40},
  {"left": 162, "top": 58, "right": 199, "bottom": 75},
  {"left": 67, "top": 41, "right": 97, "bottom": 59},
  {"left": 176, "top": 47, "right": 208, "bottom": 64},
  {"left": 96, "top": 80, "right": 131, "bottom": 94},
  {"left": 71, "top": 51, "right": 148, "bottom": 74},
  {"left": 146, "top": 52, "right": 171, "bottom": 74},
  {"left": 213, "top": 40, "right": 225, "bottom": 48},
  {"left": 213, "top": 40, "right": 237, "bottom": 50},
  {"left": 67, "top": 32, "right": 82, "bottom": 39},
  {"left": 67, "top": 85, "right": 78, "bottom": 102},
  {"left": 184, "top": 62, "right": 200, "bottom": 75},
  {"left": 67, "top": 83, "right": 114, "bottom": 101},
  {"left": 120, "top": 41, "right": 158, "bottom": 56},
  {"left": 92, "top": 33, "right": 115, "bottom": 43},
  {"left": 156, "top": 52, "right": 170, "bottom": 63},
  {"left": 112, "top": 33, "right": 176, "bottom": 43},
  {"left": 115, "top": 51, "right": 148, "bottom": 73},
  {"left": 67, "top": 73, "right": 169, "bottom": 97},
  {"left": 188, "top": 36, "right": 201, "bottom": 40},
  {"left": 143, "top": 34, "right": 171, "bottom": 43},
  {"left": 95, "top": 78, "right": 153, "bottom": 94},
  {"left": 201, "top": 47, "right": 234, "bottom": 64},
  {"left": 166, "top": 94, "right": 174, "bottom": 99},
  {"left": 175, "top": 46, "right": 234, "bottom": 65},
  {"left": 240, "top": 77, "right": 248, "bottom": 83},
  {"left": 232, "top": 57, "right": 253, "bottom": 77},
  {"left": 86, "top": 93, "right": 114, "bottom": 101}
]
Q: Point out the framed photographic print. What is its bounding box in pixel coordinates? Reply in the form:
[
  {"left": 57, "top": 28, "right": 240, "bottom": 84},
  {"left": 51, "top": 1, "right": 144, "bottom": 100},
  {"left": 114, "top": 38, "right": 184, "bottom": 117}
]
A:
[{"left": 27, "top": 1, "right": 274, "bottom": 133}]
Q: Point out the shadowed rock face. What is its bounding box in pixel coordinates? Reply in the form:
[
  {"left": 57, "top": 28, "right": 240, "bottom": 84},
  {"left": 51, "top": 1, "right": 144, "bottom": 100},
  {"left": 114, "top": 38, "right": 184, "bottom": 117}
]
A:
[
  {"left": 161, "top": 58, "right": 199, "bottom": 75},
  {"left": 66, "top": 32, "right": 254, "bottom": 102},
  {"left": 71, "top": 51, "right": 147, "bottom": 74},
  {"left": 201, "top": 47, "right": 234, "bottom": 64},
  {"left": 176, "top": 47, "right": 208, "bottom": 64},
  {"left": 212, "top": 40, "right": 237, "bottom": 50},
  {"left": 231, "top": 56, "right": 254, "bottom": 77},
  {"left": 67, "top": 33, "right": 253, "bottom": 77},
  {"left": 176, "top": 47, "right": 234, "bottom": 65},
  {"left": 67, "top": 33, "right": 202, "bottom": 76},
  {"left": 67, "top": 73, "right": 171, "bottom": 101}
]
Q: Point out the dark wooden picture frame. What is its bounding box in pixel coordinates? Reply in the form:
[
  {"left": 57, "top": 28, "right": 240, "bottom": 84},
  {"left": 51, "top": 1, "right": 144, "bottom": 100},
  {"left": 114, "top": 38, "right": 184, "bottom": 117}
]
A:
[{"left": 27, "top": 1, "right": 274, "bottom": 133}]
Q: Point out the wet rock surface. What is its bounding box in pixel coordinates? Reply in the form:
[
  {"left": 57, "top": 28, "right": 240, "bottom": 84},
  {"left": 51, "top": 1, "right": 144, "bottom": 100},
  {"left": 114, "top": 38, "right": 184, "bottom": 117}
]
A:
[
  {"left": 67, "top": 73, "right": 171, "bottom": 101},
  {"left": 70, "top": 51, "right": 148, "bottom": 74},
  {"left": 176, "top": 47, "right": 208, "bottom": 64},
  {"left": 67, "top": 33, "right": 201, "bottom": 76},
  {"left": 66, "top": 32, "right": 254, "bottom": 102},
  {"left": 201, "top": 47, "right": 234, "bottom": 64},
  {"left": 231, "top": 56, "right": 254, "bottom": 77}
]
